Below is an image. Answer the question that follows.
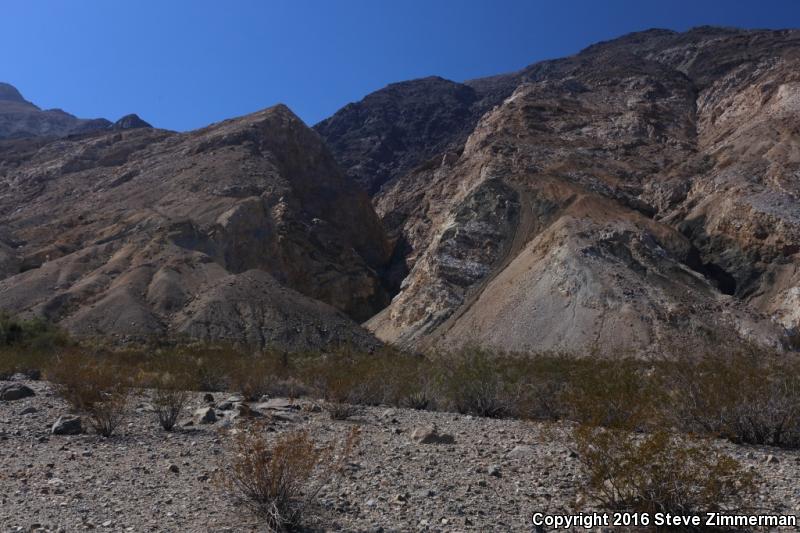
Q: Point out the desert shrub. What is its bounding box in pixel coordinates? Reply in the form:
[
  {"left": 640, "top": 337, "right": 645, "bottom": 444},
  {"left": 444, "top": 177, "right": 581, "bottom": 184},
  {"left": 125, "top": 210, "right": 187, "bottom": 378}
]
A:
[
  {"left": 301, "top": 350, "right": 382, "bottom": 406},
  {"left": 46, "top": 351, "right": 114, "bottom": 410},
  {"left": 400, "top": 389, "right": 434, "bottom": 411},
  {"left": 574, "top": 425, "right": 757, "bottom": 522},
  {"left": 46, "top": 351, "right": 130, "bottom": 436},
  {"left": 152, "top": 376, "right": 191, "bottom": 431},
  {"left": 0, "top": 313, "right": 69, "bottom": 378},
  {"left": 87, "top": 386, "right": 129, "bottom": 437},
  {"left": 324, "top": 401, "right": 360, "bottom": 420},
  {"left": 0, "top": 312, "right": 69, "bottom": 351},
  {"left": 434, "top": 347, "right": 515, "bottom": 418},
  {"left": 228, "top": 355, "right": 279, "bottom": 402},
  {"left": 562, "top": 359, "right": 662, "bottom": 430},
  {"left": 663, "top": 350, "right": 800, "bottom": 448},
  {"left": 222, "top": 424, "right": 359, "bottom": 531}
]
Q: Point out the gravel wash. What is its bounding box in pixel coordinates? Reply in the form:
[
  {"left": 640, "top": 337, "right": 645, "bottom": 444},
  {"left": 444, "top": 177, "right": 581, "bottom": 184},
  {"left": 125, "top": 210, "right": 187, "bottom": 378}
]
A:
[{"left": 1, "top": 379, "right": 799, "bottom": 532}]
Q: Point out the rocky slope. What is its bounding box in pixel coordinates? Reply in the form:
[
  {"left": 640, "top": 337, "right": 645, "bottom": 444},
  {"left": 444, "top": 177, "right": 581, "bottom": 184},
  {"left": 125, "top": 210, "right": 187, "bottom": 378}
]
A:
[
  {"left": 1, "top": 378, "right": 798, "bottom": 532},
  {"left": 319, "top": 27, "right": 800, "bottom": 355},
  {"left": 0, "top": 83, "right": 118, "bottom": 140},
  {"left": 0, "top": 105, "right": 390, "bottom": 350}
]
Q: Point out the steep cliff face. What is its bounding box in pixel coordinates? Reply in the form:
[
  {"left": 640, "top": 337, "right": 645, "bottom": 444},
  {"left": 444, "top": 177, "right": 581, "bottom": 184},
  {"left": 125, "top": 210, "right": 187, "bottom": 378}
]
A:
[
  {"left": 314, "top": 76, "right": 520, "bottom": 195},
  {"left": 0, "top": 105, "right": 390, "bottom": 350},
  {"left": 324, "top": 27, "right": 800, "bottom": 354}
]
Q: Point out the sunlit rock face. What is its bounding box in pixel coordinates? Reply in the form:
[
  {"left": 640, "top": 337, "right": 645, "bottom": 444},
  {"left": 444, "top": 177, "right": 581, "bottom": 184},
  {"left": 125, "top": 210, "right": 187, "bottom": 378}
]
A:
[{"left": 322, "top": 27, "right": 800, "bottom": 355}]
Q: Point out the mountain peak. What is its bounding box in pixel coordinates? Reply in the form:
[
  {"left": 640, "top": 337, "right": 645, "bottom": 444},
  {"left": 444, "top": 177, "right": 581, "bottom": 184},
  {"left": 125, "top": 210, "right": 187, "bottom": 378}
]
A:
[
  {"left": 0, "top": 82, "right": 29, "bottom": 104},
  {"left": 113, "top": 114, "right": 152, "bottom": 130}
]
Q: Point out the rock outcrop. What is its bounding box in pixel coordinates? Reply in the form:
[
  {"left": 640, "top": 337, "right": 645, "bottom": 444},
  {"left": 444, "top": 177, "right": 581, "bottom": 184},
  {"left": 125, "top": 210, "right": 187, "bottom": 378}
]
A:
[
  {"left": 0, "top": 82, "right": 113, "bottom": 139},
  {"left": 321, "top": 27, "right": 800, "bottom": 355},
  {"left": 0, "top": 104, "right": 391, "bottom": 350}
]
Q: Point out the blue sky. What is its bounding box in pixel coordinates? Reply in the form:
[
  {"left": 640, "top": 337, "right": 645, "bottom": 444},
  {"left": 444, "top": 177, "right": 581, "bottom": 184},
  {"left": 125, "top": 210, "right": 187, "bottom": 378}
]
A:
[{"left": 3, "top": 1, "right": 799, "bottom": 131}]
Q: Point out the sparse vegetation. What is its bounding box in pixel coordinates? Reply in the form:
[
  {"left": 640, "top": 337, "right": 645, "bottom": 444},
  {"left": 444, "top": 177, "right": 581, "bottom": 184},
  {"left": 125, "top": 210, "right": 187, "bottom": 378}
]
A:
[
  {"left": 574, "top": 425, "right": 758, "bottom": 525},
  {"left": 663, "top": 349, "right": 800, "bottom": 448},
  {"left": 152, "top": 378, "right": 191, "bottom": 431},
  {"left": 86, "top": 385, "right": 129, "bottom": 437},
  {"left": 435, "top": 347, "right": 514, "bottom": 418},
  {"left": 45, "top": 350, "right": 130, "bottom": 436},
  {"left": 0, "top": 309, "right": 793, "bottom": 450},
  {"left": 222, "top": 424, "right": 359, "bottom": 532}
]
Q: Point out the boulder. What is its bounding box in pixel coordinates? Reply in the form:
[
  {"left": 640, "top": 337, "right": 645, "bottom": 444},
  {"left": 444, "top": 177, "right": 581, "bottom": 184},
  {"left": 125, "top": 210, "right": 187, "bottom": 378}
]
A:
[
  {"left": 0, "top": 383, "right": 35, "bottom": 401},
  {"left": 52, "top": 416, "right": 82, "bottom": 435}
]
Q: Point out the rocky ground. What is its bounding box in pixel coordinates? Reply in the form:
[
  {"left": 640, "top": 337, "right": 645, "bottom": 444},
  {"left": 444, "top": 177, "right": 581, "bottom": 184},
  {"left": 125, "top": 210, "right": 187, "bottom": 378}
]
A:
[{"left": 1, "top": 377, "right": 799, "bottom": 532}]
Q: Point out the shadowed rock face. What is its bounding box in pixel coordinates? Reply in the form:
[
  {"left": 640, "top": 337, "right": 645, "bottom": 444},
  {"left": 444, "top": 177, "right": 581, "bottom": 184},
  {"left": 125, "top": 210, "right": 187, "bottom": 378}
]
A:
[
  {"left": 0, "top": 105, "right": 390, "bottom": 350},
  {"left": 322, "top": 27, "right": 800, "bottom": 354}
]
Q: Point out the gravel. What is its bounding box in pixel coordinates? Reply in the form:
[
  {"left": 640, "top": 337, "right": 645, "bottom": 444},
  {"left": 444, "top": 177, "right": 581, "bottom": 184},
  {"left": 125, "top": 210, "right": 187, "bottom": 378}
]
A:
[{"left": 1, "top": 379, "right": 799, "bottom": 532}]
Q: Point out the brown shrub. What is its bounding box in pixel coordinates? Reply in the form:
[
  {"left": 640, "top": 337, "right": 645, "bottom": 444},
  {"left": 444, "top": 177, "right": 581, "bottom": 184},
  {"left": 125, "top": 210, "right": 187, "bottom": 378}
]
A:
[
  {"left": 434, "top": 347, "right": 514, "bottom": 418},
  {"left": 46, "top": 351, "right": 130, "bottom": 436},
  {"left": 152, "top": 381, "right": 191, "bottom": 431},
  {"left": 574, "top": 425, "right": 758, "bottom": 522},
  {"left": 87, "top": 387, "right": 128, "bottom": 437},
  {"left": 562, "top": 359, "right": 661, "bottom": 430},
  {"left": 222, "top": 424, "right": 359, "bottom": 531},
  {"left": 663, "top": 350, "right": 800, "bottom": 448}
]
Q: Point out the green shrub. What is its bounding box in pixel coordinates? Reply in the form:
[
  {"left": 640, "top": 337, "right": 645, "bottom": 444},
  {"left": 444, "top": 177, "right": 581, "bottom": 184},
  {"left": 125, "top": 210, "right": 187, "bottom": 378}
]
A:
[
  {"left": 562, "top": 359, "right": 662, "bottom": 430},
  {"left": 574, "top": 425, "right": 757, "bottom": 523},
  {"left": 663, "top": 350, "right": 800, "bottom": 448},
  {"left": 434, "top": 347, "right": 515, "bottom": 418}
]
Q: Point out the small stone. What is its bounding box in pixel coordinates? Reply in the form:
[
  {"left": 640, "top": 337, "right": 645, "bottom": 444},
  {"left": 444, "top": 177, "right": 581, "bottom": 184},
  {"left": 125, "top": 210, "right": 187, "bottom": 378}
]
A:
[
  {"left": 488, "top": 465, "right": 502, "bottom": 477},
  {"left": 0, "top": 383, "right": 35, "bottom": 401},
  {"left": 193, "top": 407, "right": 217, "bottom": 424},
  {"left": 507, "top": 445, "right": 535, "bottom": 458},
  {"left": 203, "top": 393, "right": 215, "bottom": 403},
  {"left": 414, "top": 488, "right": 436, "bottom": 499},
  {"left": 255, "top": 398, "right": 296, "bottom": 411},
  {"left": 52, "top": 416, "right": 82, "bottom": 435},
  {"left": 411, "top": 425, "right": 455, "bottom": 445},
  {"left": 19, "top": 406, "right": 37, "bottom": 415},
  {"left": 167, "top": 463, "right": 179, "bottom": 474},
  {"left": 765, "top": 454, "right": 779, "bottom": 464}
]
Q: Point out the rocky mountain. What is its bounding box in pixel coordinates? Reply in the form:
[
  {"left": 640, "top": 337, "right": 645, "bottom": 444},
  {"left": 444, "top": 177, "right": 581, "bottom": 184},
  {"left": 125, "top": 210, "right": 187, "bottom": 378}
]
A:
[
  {"left": 0, "top": 83, "right": 117, "bottom": 139},
  {"left": 0, "top": 105, "right": 390, "bottom": 350},
  {"left": 319, "top": 26, "right": 800, "bottom": 355}
]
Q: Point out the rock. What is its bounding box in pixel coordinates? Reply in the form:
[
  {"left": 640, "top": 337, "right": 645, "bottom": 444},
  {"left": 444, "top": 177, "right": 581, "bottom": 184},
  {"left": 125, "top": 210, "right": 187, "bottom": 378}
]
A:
[
  {"left": 488, "top": 465, "right": 502, "bottom": 477},
  {"left": 766, "top": 454, "right": 780, "bottom": 464},
  {"left": 51, "top": 416, "right": 82, "bottom": 435},
  {"left": 410, "top": 425, "right": 455, "bottom": 445},
  {"left": 203, "top": 393, "right": 215, "bottom": 403},
  {"left": 19, "top": 406, "right": 37, "bottom": 415},
  {"left": 256, "top": 398, "right": 296, "bottom": 411},
  {"left": 507, "top": 445, "right": 535, "bottom": 458},
  {"left": 217, "top": 401, "right": 234, "bottom": 411},
  {"left": 234, "top": 403, "right": 261, "bottom": 418},
  {"left": 193, "top": 407, "right": 217, "bottom": 424},
  {"left": 0, "top": 105, "right": 390, "bottom": 351},
  {"left": 271, "top": 411, "right": 303, "bottom": 424},
  {"left": 0, "top": 383, "right": 35, "bottom": 401},
  {"left": 112, "top": 114, "right": 151, "bottom": 130},
  {"left": 167, "top": 464, "right": 179, "bottom": 474}
]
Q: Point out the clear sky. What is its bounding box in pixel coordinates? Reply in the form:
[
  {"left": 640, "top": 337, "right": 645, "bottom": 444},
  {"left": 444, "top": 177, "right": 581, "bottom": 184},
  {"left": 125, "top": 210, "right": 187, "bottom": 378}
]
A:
[{"left": 3, "top": 0, "right": 799, "bottom": 131}]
